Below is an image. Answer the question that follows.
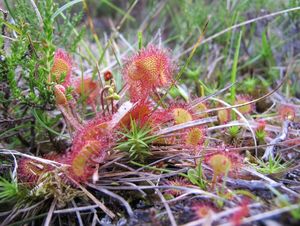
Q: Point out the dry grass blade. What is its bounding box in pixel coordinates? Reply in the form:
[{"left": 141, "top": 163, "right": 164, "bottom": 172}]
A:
[
  {"left": 54, "top": 205, "right": 98, "bottom": 214},
  {"left": 66, "top": 176, "right": 115, "bottom": 219},
  {"left": 98, "top": 185, "right": 224, "bottom": 200},
  {"left": 156, "top": 117, "right": 218, "bottom": 136},
  {"left": 71, "top": 200, "right": 84, "bottom": 226},
  {"left": 87, "top": 184, "right": 134, "bottom": 218},
  {"left": 147, "top": 180, "right": 177, "bottom": 226},
  {"left": 262, "top": 120, "right": 291, "bottom": 160},
  {"left": 44, "top": 198, "right": 57, "bottom": 226},
  {"left": 0, "top": 149, "right": 67, "bottom": 167},
  {"left": 190, "top": 82, "right": 237, "bottom": 107}
]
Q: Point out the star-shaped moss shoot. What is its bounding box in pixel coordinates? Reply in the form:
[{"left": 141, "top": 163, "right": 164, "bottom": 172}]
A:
[{"left": 116, "top": 118, "right": 158, "bottom": 161}]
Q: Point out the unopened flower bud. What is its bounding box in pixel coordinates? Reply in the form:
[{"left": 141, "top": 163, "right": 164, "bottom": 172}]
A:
[
  {"left": 108, "top": 87, "right": 114, "bottom": 94},
  {"left": 104, "top": 71, "right": 113, "bottom": 81},
  {"left": 54, "top": 84, "right": 67, "bottom": 105},
  {"left": 112, "top": 93, "right": 120, "bottom": 100}
]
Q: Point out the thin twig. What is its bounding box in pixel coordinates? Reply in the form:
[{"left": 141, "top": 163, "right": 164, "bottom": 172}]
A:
[
  {"left": 153, "top": 182, "right": 177, "bottom": 226},
  {"left": 262, "top": 120, "right": 291, "bottom": 160}
]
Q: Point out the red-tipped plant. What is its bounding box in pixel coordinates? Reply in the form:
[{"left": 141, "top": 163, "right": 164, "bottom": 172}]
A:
[
  {"left": 76, "top": 116, "right": 111, "bottom": 142},
  {"left": 144, "top": 103, "right": 195, "bottom": 129},
  {"left": 17, "top": 154, "right": 58, "bottom": 185},
  {"left": 172, "top": 107, "right": 193, "bottom": 124},
  {"left": 230, "top": 199, "right": 249, "bottom": 226},
  {"left": 206, "top": 151, "right": 242, "bottom": 187},
  {"left": 18, "top": 158, "right": 46, "bottom": 185},
  {"left": 185, "top": 127, "right": 205, "bottom": 147},
  {"left": 217, "top": 108, "right": 231, "bottom": 124},
  {"left": 234, "top": 95, "right": 254, "bottom": 114},
  {"left": 278, "top": 104, "right": 296, "bottom": 120},
  {"left": 53, "top": 84, "right": 68, "bottom": 105},
  {"left": 119, "top": 101, "right": 153, "bottom": 128},
  {"left": 104, "top": 70, "right": 113, "bottom": 81},
  {"left": 66, "top": 116, "right": 113, "bottom": 181},
  {"left": 165, "top": 103, "right": 195, "bottom": 125},
  {"left": 50, "top": 49, "right": 72, "bottom": 87},
  {"left": 123, "top": 45, "right": 175, "bottom": 101},
  {"left": 164, "top": 177, "right": 190, "bottom": 197},
  {"left": 66, "top": 140, "right": 105, "bottom": 181},
  {"left": 192, "top": 203, "right": 215, "bottom": 219},
  {"left": 193, "top": 102, "right": 209, "bottom": 118}
]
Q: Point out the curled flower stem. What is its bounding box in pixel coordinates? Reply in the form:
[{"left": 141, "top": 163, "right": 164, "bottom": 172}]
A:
[{"left": 111, "top": 98, "right": 114, "bottom": 114}]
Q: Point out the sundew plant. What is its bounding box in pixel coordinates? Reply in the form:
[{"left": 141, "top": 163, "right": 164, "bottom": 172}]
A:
[{"left": 0, "top": 1, "right": 300, "bottom": 225}]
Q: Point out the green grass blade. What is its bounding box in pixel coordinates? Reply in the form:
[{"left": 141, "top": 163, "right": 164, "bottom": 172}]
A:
[
  {"left": 51, "top": 0, "right": 83, "bottom": 21},
  {"left": 261, "top": 30, "right": 275, "bottom": 66},
  {"left": 230, "top": 30, "right": 242, "bottom": 104},
  {"left": 102, "top": 0, "right": 135, "bottom": 22},
  {"left": 138, "top": 31, "right": 143, "bottom": 49},
  {"left": 0, "top": 18, "right": 22, "bottom": 34},
  {"left": 32, "top": 109, "right": 68, "bottom": 138}
]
